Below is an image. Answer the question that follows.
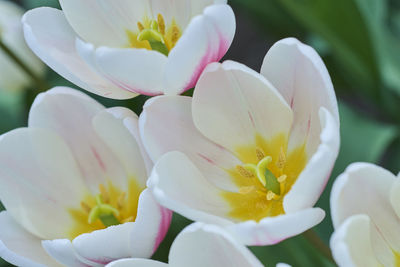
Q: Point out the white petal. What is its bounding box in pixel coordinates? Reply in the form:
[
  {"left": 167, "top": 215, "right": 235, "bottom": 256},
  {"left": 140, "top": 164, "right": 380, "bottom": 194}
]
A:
[
  {"left": 72, "top": 223, "right": 134, "bottom": 265},
  {"left": 261, "top": 38, "right": 339, "bottom": 155},
  {"left": 148, "top": 151, "right": 232, "bottom": 226},
  {"left": 0, "top": 211, "right": 61, "bottom": 267},
  {"left": 276, "top": 264, "right": 291, "bottom": 267},
  {"left": 42, "top": 239, "right": 94, "bottom": 267},
  {"left": 0, "top": 128, "right": 86, "bottom": 239},
  {"left": 164, "top": 4, "right": 235, "bottom": 95},
  {"left": 169, "top": 223, "right": 263, "bottom": 267},
  {"left": 92, "top": 107, "right": 150, "bottom": 187},
  {"left": 129, "top": 189, "right": 172, "bottom": 258},
  {"left": 77, "top": 41, "right": 166, "bottom": 96},
  {"left": 106, "top": 259, "right": 167, "bottom": 267},
  {"left": 390, "top": 177, "right": 400, "bottom": 219},
  {"left": 140, "top": 95, "right": 240, "bottom": 191},
  {"left": 330, "top": 214, "right": 381, "bottom": 267},
  {"left": 226, "top": 208, "right": 325, "bottom": 246},
  {"left": 330, "top": 163, "right": 400, "bottom": 260},
  {"left": 29, "top": 87, "right": 128, "bottom": 192},
  {"left": 22, "top": 8, "right": 136, "bottom": 99},
  {"left": 59, "top": 0, "right": 149, "bottom": 47},
  {"left": 283, "top": 108, "right": 340, "bottom": 213},
  {"left": 192, "top": 61, "right": 292, "bottom": 154}
]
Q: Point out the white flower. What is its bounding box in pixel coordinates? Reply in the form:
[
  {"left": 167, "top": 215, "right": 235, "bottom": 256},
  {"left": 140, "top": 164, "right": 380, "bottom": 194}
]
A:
[
  {"left": 106, "top": 222, "right": 289, "bottom": 267},
  {"left": 22, "top": 0, "right": 235, "bottom": 99},
  {"left": 0, "top": 0, "right": 44, "bottom": 92},
  {"left": 140, "top": 38, "right": 340, "bottom": 246},
  {"left": 0, "top": 87, "right": 171, "bottom": 267},
  {"left": 330, "top": 163, "right": 400, "bottom": 267}
]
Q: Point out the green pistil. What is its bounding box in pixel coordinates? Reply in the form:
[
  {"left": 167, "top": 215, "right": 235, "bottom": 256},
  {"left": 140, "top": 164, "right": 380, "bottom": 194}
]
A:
[
  {"left": 137, "top": 21, "right": 169, "bottom": 56},
  {"left": 88, "top": 195, "right": 120, "bottom": 227},
  {"left": 264, "top": 169, "right": 281, "bottom": 195}
]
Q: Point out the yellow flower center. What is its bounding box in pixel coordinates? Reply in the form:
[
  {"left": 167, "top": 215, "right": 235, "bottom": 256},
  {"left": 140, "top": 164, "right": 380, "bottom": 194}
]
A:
[
  {"left": 67, "top": 178, "right": 143, "bottom": 239},
  {"left": 222, "top": 134, "right": 307, "bottom": 222},
  {"left": 126, "top": 14, "right": 181, "bottom": 56}
]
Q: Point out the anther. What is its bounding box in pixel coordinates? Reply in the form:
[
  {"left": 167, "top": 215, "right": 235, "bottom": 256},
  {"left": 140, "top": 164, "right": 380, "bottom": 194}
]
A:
[
  {"left": 81, "top": 201, "right": 91, "bottom": 213},
  {"left": 137, "top": 22, "right": 144, "bottom": 32},
  {"left": 99, "top": 184, "right": 109, "bottom": 203},
  {"left": 122, "top": 216, "right": 134, "bottom": 223},
  {"left": 239, "top": 186, "right": 255, "bottom": 194},
  {"left": 157, "top": 14, "right": 165, "bottom": 35},
  {"left": 236, "top": 165, "right": 254, "bottom": 178},
  {"left": 276, "top": 147, "right": 286, "bottom": 169},
  {"left": 266, "top": 191, "right": 275, "bottom": 201},
  {"left": 117, "top": 192, "right": 126, "bottom": 209},
  {"left": 278, "top": 175, "right": 287, "bottom": 183},
  {"left": 171, "top": 25, "right": 180, "bottom": 44},
  {"left": 255, "top": 147, "right": 265, "bottom": 161}
]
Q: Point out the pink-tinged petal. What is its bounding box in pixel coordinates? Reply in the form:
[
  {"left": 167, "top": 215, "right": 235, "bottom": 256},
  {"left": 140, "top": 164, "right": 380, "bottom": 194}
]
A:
[
  {"left": 22, "top": 8, "right": 136, "bottom": 99},
  {"left": 164, "top": 4, "right": 235, "bottom": 95},
  {"left": 29, "top": 87, "right": 128, "bottom": 192},
  {"left": 76, "top": 40, "right": 166, "bottom": 96},
  {"left": 330, "top": 163, "right": 400, "bottom": 262},
  {"left": 92, "top": 107, "right": 150, "bottom": 187},
  {"left": 72, "top": 223, "right": 134, "bottom": 265},
  {"left": 129, "top": 189, "right": 172, "bottom": 257},
  {"left": 330, "top": 215, "right": 381, "bottom": 267},
  {"left": 148, "top": 152, "right": 233, "bottom": 226},
  {"left": 106, "top": 259, "right": 167, "bottom": 267},
  {"left": 0, "top": 128, "right": 86, "bottom": 239},
  {"left": 261, "top": 38, "right": 339, "bottom": 155},
  {"left": 169, "top": 223, "right": 263, "bottom": 267},
  {"left": 226, "top": 208, "right": 325, "bottom": 246},
  {"left": 0, "top": 211, "right": 61, "bottom": 267},
  {"left": 283, "top": 108, "right": 340, "bottom": 213},
  {"left": 59, "top": 0, "right": 149, "bottom": 47},
  {"left": 192, "top": 61, "right": 292, "bottom": 154},
  {"left": 140, "top": 95, "right": 240, "bottom": 191},
  {"left": 42, "top": 239, "right": 94, "bottom": 267}
]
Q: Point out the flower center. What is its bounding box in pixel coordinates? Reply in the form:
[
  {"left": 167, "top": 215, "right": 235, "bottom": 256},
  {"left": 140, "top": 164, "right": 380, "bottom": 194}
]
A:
[
  {"left": 68, "top": 179, "right": 143, "bottom": 239},
  {"left": 127, "top": 14, "right": 181, "bottom": 56}
]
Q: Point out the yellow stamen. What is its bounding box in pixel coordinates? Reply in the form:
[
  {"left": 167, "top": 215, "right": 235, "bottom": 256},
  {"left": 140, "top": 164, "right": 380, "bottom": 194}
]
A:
[
  {"left": 99, "top": 184, "right": 109, "bottom": 203},
  {"left": 137, "top": 22, "right": 144, "bottom": 32},
  {"left": 157, "top": 14, "right": 165, "bottom": 35},
  {"left": 121, "top": 216, "right": 135, "bottom": 223},
  {"left": 117, "top": 192, "right": 126, "bottom": 209},
  {"left": 171, "top": 25, "right": 180, "bottom": 44},
  {"left": 236, "top": 165, "right": 254, "bottom": 178},
  {"left": 239, "top": 186, "right": 255, "bottom": 194},
  {"left": 266, "top": 191, "right": 275, "bottom": 201},
  {"left": 277, "top": 147, "right": 286, "bottom": 169},
  {"left": 81, "top": 201, "right": 91, "bottom": 213},
  {"left": 255, "top": 147, "right": 265, "bottom": 161},
  {"left": 278, "top": 175, "right": 287, "bottom": 183}
]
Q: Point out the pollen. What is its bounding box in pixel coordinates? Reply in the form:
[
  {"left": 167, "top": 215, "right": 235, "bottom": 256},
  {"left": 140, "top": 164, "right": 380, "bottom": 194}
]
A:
[
  {"left": 266, "top": 191, "right": 275, "bottom": 201},
  {"left": 239, "top": 186, "right": 255, "bottom": 194},
  {"left": 137, "top": 22, "right": 145, "bottom": 32},
  {"left": 80, "top": 201, "right": 91, "bottom": 214},
  {"left": 236, "top": 165, "right": 254, "bottom": 178},
  {"left": 276, "top": 147, "right": 286, "bottom": 169},
  {"left": 171, "top": 25, "right": 180, "bottom": 45},
  {"left": 255, "top": 147, "right": 265, "bottom": 161},
  {"left": 278, "top": 174, "right": 287, "bottom": 183},
  {"left": 99, "top": 184, "right": 109, "bottom": 203},
  {"left": 157, "top": 14, "right": 166, "bottom": 35}
]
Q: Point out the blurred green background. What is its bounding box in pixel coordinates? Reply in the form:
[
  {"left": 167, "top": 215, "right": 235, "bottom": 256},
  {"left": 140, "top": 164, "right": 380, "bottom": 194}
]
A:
[{"left": 1, "top": 0, "right": 400, "bottom": 266}]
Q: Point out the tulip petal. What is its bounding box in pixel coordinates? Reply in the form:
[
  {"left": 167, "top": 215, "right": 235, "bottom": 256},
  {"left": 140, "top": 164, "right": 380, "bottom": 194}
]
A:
[
  {"left": 76, "top": 40, "right": 166, "bottom": 96},
  {"left": 42, "top": 239, "right": 93, "bottom": 267},
  {"left": 164, "top": 4, "right": 235, "bottom": 95},
  {"left": 192, "top": 61, "right": 292, "bottom": 154},
  {"left": 330, "top": 163, "right": 400, "bottom": 264},
  {"left": 29, "top": 87, "right": 128, "bottom": 192},
  {"left": 59, "top": 0, "right": 149, "bottom": 47},
  {"left": 148, "top": 151, "right": 232, "bottom": 226},
  {"left": 226, "top": 208, "right": 325, "bottom": 246},
  {"left": 330, "top": 214, "right": 381, "bottom": 267},
  {"left": 390, "top": 177, "right": 400, "bottom": 219},
  {"left": 92, "top": 107, "right": 151, "bottom": 187},
  {"left": 261, "top": 38, "right": 339, "bottom": 155},
  {"left": 22, "top": 8, "right": 136, "bottom": 99},
  {"left": 0, "top": 211, "right": 61, "bottom": 267},
  {"left": 283, "top": 108, "right": 340, "bottom": 213},
  {"left": 140, "top": 95, "right": 240, "bottom": 191},
  {"left": 106, "top": 259, "right": 167, "bottom": 267},
  {"left": 0, "top": 128, "right": 86, "bottom": 239},
  {"left": 169, "top": 223, "right": 263, "bottom": 267}
]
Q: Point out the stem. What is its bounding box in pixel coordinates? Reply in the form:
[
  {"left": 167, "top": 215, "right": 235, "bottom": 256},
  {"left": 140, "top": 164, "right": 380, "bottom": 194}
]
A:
[
  {"left": 0, "top": 39, "right": 49, "bottom": 92},
  {"left": 303, "top": 230, "right": 335, "bottom": 263}
]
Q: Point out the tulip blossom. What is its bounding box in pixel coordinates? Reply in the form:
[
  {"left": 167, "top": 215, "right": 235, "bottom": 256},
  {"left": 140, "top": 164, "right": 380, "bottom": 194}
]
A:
[
  {"left": 0, "top": 0, "right": 44, "bottom": 92},
  {"left": 22, "top": 0, "right": 235, "bottom": 99},
  {"left": 330, "top": 163, "right": 400, "bottom": 267},
  {"left": 140, "top": 38, "right": 340, "bottom": 246},
  {"left": 106, "top": 222, "right": 289, "bottom": 267},
  {"left": 0, "top": 87, "right": 171, "bottom": 267}
]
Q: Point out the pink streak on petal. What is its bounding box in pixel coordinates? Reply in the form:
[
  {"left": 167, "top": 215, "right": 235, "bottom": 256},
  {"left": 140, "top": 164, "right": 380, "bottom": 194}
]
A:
[
  {"left": 153, "top": 207, "right": 172, "bottom": 253},
  {"left": 91, "top": 146, "right": 106, "bottom": 172},
  {"left": 105, "top": 74, "right": 163, "bottom": 96}
]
